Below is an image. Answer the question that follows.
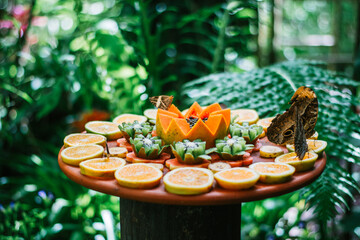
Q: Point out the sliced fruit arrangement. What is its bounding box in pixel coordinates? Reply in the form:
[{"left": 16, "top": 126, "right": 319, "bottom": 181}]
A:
[
  {"left": 286, "top": 139, "right": 327, "bottom": 156},
  {"left": 80, "top": 157, "right": 126, "bottom": 178},
  {"left": 214, "top": 167, "right": 260, "bottom": 190},
  {"left": 64, "top": 133, "right": 106, "bottom": 148},
  {"left": 206, "top": 136, "right": 253, "bottom": 161},
  {"left": 113, "top": 114, "right": 147, "bottom": 125},
  {"left": 259, "top": 146, "right": 284, "bottom": 158},
  {"left": 109, "top": 147, "right": 128, "bottom": 158},
  {"left": 249, "top": 162, "right": 295, "bottom": 184},
  {"left": 171, "top": 139, "right": 211, "bottom": 165},
  {"left": 130, "top": 134, "right": 167, "bottom": 160},
  {"left": 163, "top": 167, "right": 214, "bottom": 195},
  {"left": 115, "top": 163, "right": 163, "bottom": 189},
  {"left": 156, "top": 102, "right": 230, "bottom": 148},
  {"left": 229, "top": 122, "right": 263, "bottom": 144},
  {"left": 208, "top": 162, "right": 231, "bottom": 174},
  {"left": 117, "top": 138, "right": 133, "bottom": 152},
  {"left": 275, "top": 152, "right": 318, "bottom": 172},
  {"left": 85, "top": 121, "right": 122, "bottom": 140},
  {"left": 231, "top": 109, "right": 259, "bottom": 125},
  {"left": 61, "top": 144, "right": 104, "bottom": 166},
  {"left": 118, "top": 121, "right": 153, "bottom": 142}
]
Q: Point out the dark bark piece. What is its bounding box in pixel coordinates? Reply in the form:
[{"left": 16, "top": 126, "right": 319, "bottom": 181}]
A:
[
  {"left": 267, "top": 86, "right": 318, "bottom": 145},
  {"left": 120, "top": 198, "right": 241, "bottom": 240}
]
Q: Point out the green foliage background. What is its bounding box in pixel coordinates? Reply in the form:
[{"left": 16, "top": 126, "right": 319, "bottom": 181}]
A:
[{"left": 0, "top": 0, "right": 359, "bottom": 239}]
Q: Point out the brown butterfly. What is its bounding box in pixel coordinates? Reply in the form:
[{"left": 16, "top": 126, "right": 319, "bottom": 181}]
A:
[
  {"left": 267, "top": 86, "right": 318, "bottom": 159},
  {"left": 149, "top": 95, "right": 174, "bottom": 110}
]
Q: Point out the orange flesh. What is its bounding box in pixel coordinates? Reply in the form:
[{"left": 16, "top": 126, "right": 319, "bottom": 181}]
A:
[
  {"left": 254, "top": 164, "right": 290, "bottom": 173},
  {"left": 89, "top": 122, "right": 118, "bottom": 132},
  {"left": 307, "top": 140, "right": 322, "bottom": 150},
  {"left": 219, "top": 169, "right": 254, "bottom": 180},
  {"left": 232, "top": 110, "right": 257, "bottom": 121},
  {"left": 257, "top": 117, "right": 274, "bottom": 128},
  {"left": 65, "top": 146, "right": 101, "bottom": 158},
  {"left": 117, "top": 165, "right": 159, "bottom": 180},
  {"left": 168, "top": 169, "right": 209, "bottom": 186},
  {"left": 114, "top": 116, "right": 144, "bottom": 123},
  {"left": 84, "top": 159, "right": 123, "bottom": 169},
  {"left": 279, "top": 152, "right": 316, "bottom": 162},
  {"left": 67, "top": 135, "right": 104, "bottom": 145}
]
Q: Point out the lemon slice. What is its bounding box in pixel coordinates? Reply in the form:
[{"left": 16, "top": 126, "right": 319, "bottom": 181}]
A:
[
  {"left": 208, "top": 162, "right": 231, "bottom": 174},
  {"left": 163, "top": 168, "right": 214, "bottom": 195},
  {"left": 143, "top": 109, "right": 158, "bottom": 120},
  {"left": 115, "top": 163, "right": 162, "bottom": 189},
  {"left": 214, "top": 167, "right": 260, "bottom": 190},
  {"left": 113, "top": 114, "right": 147, "bottom": 125},
  {"left": 286, "top": 140, "right": 327, "bottom": 156},
  {"left": 61, "top": 144, "right": 104, "bottom": 166},
  {"left": 80, "top": 157, "right": 126, "bottom": 178},
  {"left": 109, "top": 147, "right": 128, "bottom": 158},
  {"left": 85, "top": 121, "right": 122, "bottom": 140},
  {"left": 275, "top": 152, "right": 318, "bottom": 172},
  {"left": 249, "top": 162, "right": 295, "bottom": 184},
  {"left": 231, "top": 109, "right": 259, "bottom": 125},
  {"left": 257, "top": 117, "right": 275, "bottom": 133},
  {"left": 259, "top": 146, "right": 284, "bottom": 158},
  {"left": 64, "top": 133, "right": 106, "bottom": 148}
]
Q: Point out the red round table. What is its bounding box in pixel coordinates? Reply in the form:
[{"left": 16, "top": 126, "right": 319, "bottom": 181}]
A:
[{"left": 58, "top": 138, "right": 326, "bottom": 239}]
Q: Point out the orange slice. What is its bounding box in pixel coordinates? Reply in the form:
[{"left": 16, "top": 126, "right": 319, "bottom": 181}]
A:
[
  {"left": 64, "top": 133, "right": 106, "bottom": 148},
  {"left": 85, "top": 121, "right": 122, "bottom": 140},
  {"left": 259, "top": 146, "right": 284, "bottom": 158},
  {"left": 208, "top": 162, "right": 231, "bottom": 174},
  {"left": 231, "top": 109, "right": 259, "bottom": 125},
  {"left": 61, "top": 144, "right": 104, "bottom": 166},
  {"left": 275, "top": 152, "right": 318, "bottom": 172},
  {"left": 113, "top": 114, "right": 147, "bottom": 125},
  {"left": 80, "top": 157, "right": 126, "bottom": 178},
  {"left": 115, "top": 163, "right": 163, "bottom": 189},
  {"left": 165, "top": 158, "right": 210, "bottom": 170},
  {"left": 249, "top": 162, "right": 295, "bottom": 184},
  {"left": 214, "top": 167, "right": 260, "bottom": 190},
  {"left": 146, "top": 163, "right": 164, "bottom": 171},
  {"left": 163, "top": 168, "right": 214, "bottom": 195},
  {"left": 143, "top": 109, "right": 158, "bottom": 121},
  {"left": 109, "top": 147, "right": 128, "bottom": 158},
  {"left": 257, "top": 117, "right": 275, "bottom": 133},
  {"left": 286, "top": 140, "right": 327, "bottom": 156}
]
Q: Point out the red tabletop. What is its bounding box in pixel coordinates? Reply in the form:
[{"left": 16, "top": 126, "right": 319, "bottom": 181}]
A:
[{"left": 58, "top": 138, "right": 326, "bottom": 206}]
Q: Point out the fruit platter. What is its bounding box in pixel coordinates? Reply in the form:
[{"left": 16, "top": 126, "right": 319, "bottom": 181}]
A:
[{"left": 58, "top": 90, "right": 327, "bottom": 206}]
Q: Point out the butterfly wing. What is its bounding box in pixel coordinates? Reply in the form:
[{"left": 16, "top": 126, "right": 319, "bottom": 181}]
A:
[
  {"left": 149, "top": 95, "right": 174, "bottom": 110},
  {"left": 294, "top": 106, "right": 308, "bottom": 160}
]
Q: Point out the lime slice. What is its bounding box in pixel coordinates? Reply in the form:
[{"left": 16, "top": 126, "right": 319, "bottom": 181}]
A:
[
  {"left": 109, "top": 147, "right": 128, "bottom": 158},
  {"left": 275, "top": 152, "right": 318, "bottom": 172},
  {"left": 286, "top": 140, "right": 327, "bottom": 155},
  {"left": 259, "top": 146, "right": 284, "bottom": 158},
  {"left": 85, "top": 121, "right": 122, "bottom": 140},
  {"left": 249, "top": 162, "right": 295, "bottom": 184},
  {"left": 208, "top": 162, "right": 231, "bottom": 174},
  {"left": 113, "top": 114, "right": 147, "bottom": 125},
  {"left": 143, "top": 109, "right": 158, "bottom": 120}
]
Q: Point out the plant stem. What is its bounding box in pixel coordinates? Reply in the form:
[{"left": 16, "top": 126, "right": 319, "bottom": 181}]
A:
[{"left": 211, "top": 4, "right": 230, "bottom": 73}]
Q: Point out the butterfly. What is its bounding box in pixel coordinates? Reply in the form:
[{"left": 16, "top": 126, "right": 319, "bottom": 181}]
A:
[
  {"left": 267, "top": 86, "right": 318, "bottom": 159},
  {"left": 149, "top": 95, "right": 174, "bottom": 110}
]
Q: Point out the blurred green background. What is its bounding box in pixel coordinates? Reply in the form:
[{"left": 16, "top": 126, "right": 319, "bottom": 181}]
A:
[{"left": 1, "top": 0, "right": 359, "bottom": 239}]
